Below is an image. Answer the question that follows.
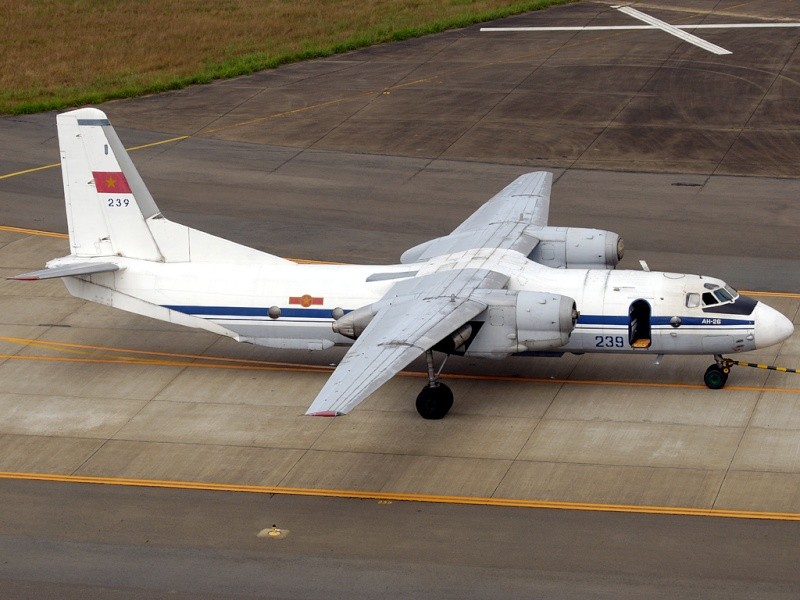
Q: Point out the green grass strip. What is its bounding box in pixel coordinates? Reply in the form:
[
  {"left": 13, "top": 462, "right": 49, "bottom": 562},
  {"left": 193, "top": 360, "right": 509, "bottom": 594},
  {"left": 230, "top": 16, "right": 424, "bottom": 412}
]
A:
[{"left": 5, "top": 0, "right": 575, "bottom": 115}]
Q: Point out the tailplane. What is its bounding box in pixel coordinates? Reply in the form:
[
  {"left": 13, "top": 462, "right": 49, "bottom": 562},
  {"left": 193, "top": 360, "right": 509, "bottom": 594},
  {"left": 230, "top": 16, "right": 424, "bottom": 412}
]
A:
[{"left": 56, "top": 108, "right": 290, "bottom": 265}]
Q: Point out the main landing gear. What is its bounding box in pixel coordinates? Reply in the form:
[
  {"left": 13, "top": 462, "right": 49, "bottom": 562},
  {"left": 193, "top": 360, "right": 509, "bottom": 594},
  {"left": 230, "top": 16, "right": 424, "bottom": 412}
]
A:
[
  {"left": 416, "top": 350, "right": 453, "bottom": 419},
  {"left": 704, "top": 354, "right": 730, "bottom": 389}
]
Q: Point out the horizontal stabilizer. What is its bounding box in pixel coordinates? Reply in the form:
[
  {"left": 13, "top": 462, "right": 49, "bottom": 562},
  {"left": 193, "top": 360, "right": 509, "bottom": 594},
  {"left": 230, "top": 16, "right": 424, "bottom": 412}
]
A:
[{"left": 10, "top": 262, "right": 120, "bottom": 280}]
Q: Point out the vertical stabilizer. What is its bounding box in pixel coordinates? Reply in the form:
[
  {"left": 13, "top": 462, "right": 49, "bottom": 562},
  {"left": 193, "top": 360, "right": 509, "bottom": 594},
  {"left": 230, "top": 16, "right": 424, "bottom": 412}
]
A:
[
  {"left": 57, "top": 108, "right": 163, "bottom": 260},
  {"left": 57, "top": 108, "right": 293, "bottom": 266}
]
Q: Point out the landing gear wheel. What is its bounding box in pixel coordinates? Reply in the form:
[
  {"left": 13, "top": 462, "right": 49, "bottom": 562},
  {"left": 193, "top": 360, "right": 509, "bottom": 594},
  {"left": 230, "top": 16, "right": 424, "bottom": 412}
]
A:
[
  {"left": 416, "top": 383, "right": 454, "bottom": 420},
  {"left": 704, "top": 364, "right": 729, "bottom": 389}
]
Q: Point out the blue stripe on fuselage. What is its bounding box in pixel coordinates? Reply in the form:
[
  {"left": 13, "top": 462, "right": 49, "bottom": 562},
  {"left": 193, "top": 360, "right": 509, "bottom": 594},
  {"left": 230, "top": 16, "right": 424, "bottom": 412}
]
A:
[
  {"left": 163, "top": 305, "right": 340, "bottom": 319},
  {"left": 163, "top": 306, "right": 753, "bottom": 327},
  {"left": 577, "top": 315, "right": 753, "bottom": 327}
]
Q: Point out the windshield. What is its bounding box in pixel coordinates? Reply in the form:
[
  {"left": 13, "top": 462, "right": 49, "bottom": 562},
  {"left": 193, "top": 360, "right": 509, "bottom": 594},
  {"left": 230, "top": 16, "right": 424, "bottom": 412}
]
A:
[
  {"left": 714, "top": 287, "right": 735, "bottom": 303},
  {"left": 688, "top": 284, "right": 739, "bottom": 308}
]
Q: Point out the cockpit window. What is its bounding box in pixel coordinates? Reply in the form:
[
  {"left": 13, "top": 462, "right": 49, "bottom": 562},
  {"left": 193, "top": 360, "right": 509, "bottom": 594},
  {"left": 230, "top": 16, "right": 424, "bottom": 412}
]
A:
[
  {"left": 697, "top": 285, "right": 739, "bottom": 308},
  {"left": 686, "top": 293, "right": 701, "bottom": 308},
  {"left": 714, "top": 288, "right": 734, "bottom": 303}
]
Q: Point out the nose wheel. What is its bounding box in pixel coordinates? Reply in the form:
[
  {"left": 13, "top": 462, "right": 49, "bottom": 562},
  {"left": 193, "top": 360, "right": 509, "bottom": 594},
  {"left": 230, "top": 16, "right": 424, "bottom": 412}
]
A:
[
  {"left": 704, "top": 355, "right": 731, "bottom": 389},
  {"left": 704, "top": 364, "right": 729, "bottom": 389},
  {"left": 416, "top": 350, "right": 454, "bottom": 419},
  {"left": 703, "top": 355, "right": 800, "bottom": 389}
]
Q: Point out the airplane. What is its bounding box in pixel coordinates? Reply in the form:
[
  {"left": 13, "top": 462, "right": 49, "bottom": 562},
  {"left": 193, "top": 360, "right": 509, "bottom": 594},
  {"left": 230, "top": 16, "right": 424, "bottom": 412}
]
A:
[{"left": 12, "top": 108, "right": 795, "bottom": 419}]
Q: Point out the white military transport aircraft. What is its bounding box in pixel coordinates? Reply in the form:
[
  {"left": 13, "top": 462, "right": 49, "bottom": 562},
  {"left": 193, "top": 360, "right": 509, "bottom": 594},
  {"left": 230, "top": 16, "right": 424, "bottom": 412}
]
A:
[{"left": 14, "top": 108, "right": 795, "bottom": 419}]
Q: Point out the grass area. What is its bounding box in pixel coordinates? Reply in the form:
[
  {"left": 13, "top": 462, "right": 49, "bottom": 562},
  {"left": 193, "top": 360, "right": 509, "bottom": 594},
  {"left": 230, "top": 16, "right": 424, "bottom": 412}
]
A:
[{"left": 1, "top": 0, "right": 574, "bottom": 115}]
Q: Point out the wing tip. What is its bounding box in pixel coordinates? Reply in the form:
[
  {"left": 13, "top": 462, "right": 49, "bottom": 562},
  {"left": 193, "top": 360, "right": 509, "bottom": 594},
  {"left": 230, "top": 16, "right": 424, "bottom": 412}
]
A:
[
  {"left": 306, "top": 410, "right": 345, "bottom": 417},
  {"left": 9, "top": 274, "right": 40, "bottom": 280}
]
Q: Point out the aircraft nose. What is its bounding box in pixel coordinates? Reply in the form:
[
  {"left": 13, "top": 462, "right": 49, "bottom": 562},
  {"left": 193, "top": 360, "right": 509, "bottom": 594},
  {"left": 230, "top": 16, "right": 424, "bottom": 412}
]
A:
[{"left": 753, "top": 302, "right": 795, "bottom": 349}]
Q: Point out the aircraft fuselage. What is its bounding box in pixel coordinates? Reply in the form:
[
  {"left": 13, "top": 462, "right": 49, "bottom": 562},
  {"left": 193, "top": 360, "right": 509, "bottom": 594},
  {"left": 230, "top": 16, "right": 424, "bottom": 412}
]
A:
[{"left": 55, "top": 246, "right": 783, "bottom": 358}]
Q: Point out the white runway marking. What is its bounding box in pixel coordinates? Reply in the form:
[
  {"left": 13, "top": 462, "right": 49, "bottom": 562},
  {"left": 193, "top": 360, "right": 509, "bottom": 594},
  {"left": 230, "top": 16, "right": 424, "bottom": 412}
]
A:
[
  {"left": 481, "top": 6, "right": 800, "bottom": 56},
  {"left": 614, "top": 5, "right": 731, "bottom": 54},
  {"left": 482, "top": 23, "right": 800, "bottom": 32}
]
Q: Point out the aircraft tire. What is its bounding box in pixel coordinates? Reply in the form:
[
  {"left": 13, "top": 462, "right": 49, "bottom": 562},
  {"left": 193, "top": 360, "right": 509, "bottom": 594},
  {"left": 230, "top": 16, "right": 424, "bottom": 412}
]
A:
[
  {"left": 704, "top": 364, "right": 728, "bottom": 389},
  {"left": 416, "top": 383, "right": 454, "bottom": 419}
]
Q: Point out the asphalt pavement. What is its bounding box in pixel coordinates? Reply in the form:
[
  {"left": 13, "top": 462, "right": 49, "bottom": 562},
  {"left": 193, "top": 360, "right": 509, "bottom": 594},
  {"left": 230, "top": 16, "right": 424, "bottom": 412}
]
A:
[{"left": 1, "top": 1, "right": 799, "bottom": 597}]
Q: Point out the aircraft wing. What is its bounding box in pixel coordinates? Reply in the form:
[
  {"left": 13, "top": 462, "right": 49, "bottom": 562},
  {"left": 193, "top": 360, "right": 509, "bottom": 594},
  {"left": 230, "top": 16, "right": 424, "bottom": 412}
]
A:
[
  {"left": 305, "top": 268, "right": 508, "bottom": 416},
  {"left": 400, "top": 171, "right": 552, "bottom": 263}
]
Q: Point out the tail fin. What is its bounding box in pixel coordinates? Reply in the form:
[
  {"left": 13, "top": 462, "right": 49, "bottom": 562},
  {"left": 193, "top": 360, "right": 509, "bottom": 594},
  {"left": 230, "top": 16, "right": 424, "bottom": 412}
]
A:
[
  {"left": 58, "top": 108, "right": 164, "bottom": 260},
  {"left": 57, "top": 108, "right": 291, "bottom": 265}
]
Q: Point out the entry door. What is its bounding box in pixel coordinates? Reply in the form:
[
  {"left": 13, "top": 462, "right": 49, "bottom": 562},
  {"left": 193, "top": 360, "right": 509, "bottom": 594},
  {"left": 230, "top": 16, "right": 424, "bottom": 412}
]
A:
[{"left": 628, "top": 299, "right": 652, "bottom": 349}]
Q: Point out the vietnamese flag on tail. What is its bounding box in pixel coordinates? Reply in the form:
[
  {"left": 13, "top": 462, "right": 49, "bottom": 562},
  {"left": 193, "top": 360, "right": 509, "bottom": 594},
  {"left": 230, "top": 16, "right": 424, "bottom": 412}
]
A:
[{"left": 93, "top": 171, "right": 132, "bottom": 194}]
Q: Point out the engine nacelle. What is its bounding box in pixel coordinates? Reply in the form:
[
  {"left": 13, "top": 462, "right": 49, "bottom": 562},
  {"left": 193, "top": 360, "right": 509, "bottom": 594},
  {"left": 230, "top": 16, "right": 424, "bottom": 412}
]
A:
[
  {"left": 527, "top": 227, "right": 623, "bottom": 269},
  {"left": 433, "top": 323, "right": 473, "bottom": 354},
  {"left": 332, "top": 303, "right": 378, "bottom": 339},
  {"left": 464, "top": 290, "right": 577, "bottom": 358},
  {"left": 334, "top": 291, "right": 577, "bottom": 358},
  {"left": 515, "top": 291, "right": 578, "bottom": 350}
]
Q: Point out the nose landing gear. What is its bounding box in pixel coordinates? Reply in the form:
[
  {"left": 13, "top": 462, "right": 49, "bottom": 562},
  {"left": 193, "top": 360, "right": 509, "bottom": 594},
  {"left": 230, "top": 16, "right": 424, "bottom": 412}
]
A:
[
  {"left": 704, "top": 354, "right": 732, "bottom": 389},
  {"left": 416, "top": 350, "right": 453, "bottom": 419},
  {"left": 704, "top": 361, "right": 730, "bottom": 389},
  {"left": 705, "top": 355, "right": 800, "bottom": 389}
]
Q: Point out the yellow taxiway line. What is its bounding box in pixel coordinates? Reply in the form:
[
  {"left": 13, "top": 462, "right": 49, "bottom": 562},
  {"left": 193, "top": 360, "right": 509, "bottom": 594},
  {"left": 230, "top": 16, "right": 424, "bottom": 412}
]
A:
[
  {"left": 0, "top": 225, "right": 68, "bottom": 238},
  {"left": 3, "top": 225, "right": 800, "bottom": 296},
  {"left": 1, "top": 351, "right": 796, "bottom": 393},
  {"left": 0, "top": 163, "right": 60, "bottom": 180},
  {"left": 1, "top": 470, "right": 798, "bottom": 521},
  {"left": 2, "top": 226, "right": 798, "bottom": 391},
  {"left": 1, "top": 231, "right": 798, "bottom": 517},
  {"left": 1, "top": 335, "right": 799, "bottom": 393},
  {"left": 0, "top": 225, "right": 342, "bottom": 264},
  {"left": 740, "top": 289, "right": 800, "bottom": 299},
  {"left": 0, "top": 136, "right": 189, "bottom": 181}
]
